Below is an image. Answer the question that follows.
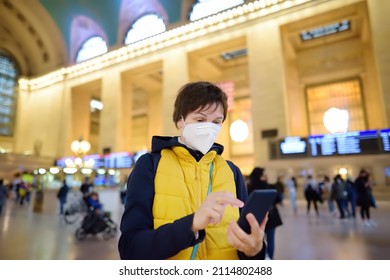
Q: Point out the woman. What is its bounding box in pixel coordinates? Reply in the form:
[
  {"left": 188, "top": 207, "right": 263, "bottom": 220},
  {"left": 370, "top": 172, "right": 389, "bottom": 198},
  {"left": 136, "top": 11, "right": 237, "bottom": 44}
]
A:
[
  {"left": 285, "top": 176, "right": 297, "bottom": 215},
  {"left": 56, "top": 179, "right": 69, "bottom": 215},
  {"left": 303, "top": 175, "right": 320, "bottom": 216},
  {"left": 248, "top": 167, "right": 283, "bottom": 260},
  {"left": 330, "top": 174, "right": 349, "bottom": 219},
  {"left": 0, "top": 178, "right": 7, "bottom": 216},
  {"left": 321, "top": 175, "right": 336, "bottom": 216},
  {"left": 119, "top": 81, "right": 267, "bottom": 260},
  {"left": 355, "top": 169, "right": 376, "bottom": 226}
]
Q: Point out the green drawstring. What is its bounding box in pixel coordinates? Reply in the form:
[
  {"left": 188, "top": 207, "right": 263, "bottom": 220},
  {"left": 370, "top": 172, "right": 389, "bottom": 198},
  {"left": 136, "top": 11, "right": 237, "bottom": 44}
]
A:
[{"left": 190, "top": 161, "right": 214, "bottom": 260}]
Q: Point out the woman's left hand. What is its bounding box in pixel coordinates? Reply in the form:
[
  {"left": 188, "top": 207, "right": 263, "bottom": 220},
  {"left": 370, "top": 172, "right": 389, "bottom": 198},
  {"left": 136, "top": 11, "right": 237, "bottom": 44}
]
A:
[{"left": 226, "top": 213, "right": 267, "bottom": 257}]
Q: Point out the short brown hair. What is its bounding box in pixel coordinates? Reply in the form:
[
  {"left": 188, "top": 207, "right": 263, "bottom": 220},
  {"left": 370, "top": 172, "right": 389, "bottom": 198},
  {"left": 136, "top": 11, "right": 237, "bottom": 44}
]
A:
[{"left": 172, "top": 81, "right": 228, "bottom": 128}]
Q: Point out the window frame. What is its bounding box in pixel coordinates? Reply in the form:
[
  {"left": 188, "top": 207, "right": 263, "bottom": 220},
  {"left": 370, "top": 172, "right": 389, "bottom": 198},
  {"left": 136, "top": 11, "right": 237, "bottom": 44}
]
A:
[
  {"left": 305, "top": 77, "right": 367, "bottom": 135},
  {"left": 188, "top": 0, "right": 245, "bottom": 22},
  {"left": 0, "top": 51, "right": 19, "bottom": 137},
  {"left": 75, "top": 35, "right": 108, "bottom": 63},
  {"left": 124, "top": 13, "right": 167, "bottom": 45}
]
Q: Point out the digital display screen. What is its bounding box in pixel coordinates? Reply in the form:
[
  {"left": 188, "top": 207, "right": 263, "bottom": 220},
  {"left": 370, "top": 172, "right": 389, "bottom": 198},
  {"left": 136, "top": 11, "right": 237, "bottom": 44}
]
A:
[
  {"left": 379, "top": 129, "right": 390, "bottom": 152},
  {"left": 55, "top": 157, "right": 67, "bottom": 167},
  {"left": 103, "top": 152, "right": 134, "bottom": 169},
  {"left": 278, "top": 137, "right": 308, "bottom": 158},
  {"left": 84, "top": 154, "right": 103, "bottom": 168},
  {"left": 55, "top": 153, "right": 134, "bottom": 169},
  {"left": 93, "top": 158, "right": 105, "bottom": 168},
  {"left": 308, "top": 130, "right": 380, "bottom": 156}
]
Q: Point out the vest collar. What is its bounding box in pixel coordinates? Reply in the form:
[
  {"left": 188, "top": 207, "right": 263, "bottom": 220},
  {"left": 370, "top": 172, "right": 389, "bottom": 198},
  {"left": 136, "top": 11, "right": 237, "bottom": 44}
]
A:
[{"left": 171, "top": 146, "right": 217, "bottom": 164}]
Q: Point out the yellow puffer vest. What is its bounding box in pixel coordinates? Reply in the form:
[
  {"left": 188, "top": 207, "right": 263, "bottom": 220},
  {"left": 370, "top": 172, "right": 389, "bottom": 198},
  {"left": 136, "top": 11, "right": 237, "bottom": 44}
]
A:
[{"left": 153, "top": 146, "right": 239, "bottom": 260}]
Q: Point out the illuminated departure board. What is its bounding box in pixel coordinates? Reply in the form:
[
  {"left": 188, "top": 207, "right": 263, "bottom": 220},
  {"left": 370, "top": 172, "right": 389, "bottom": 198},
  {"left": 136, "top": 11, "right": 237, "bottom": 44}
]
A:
[
  {"left": 380, "top": 128, "right": 390, "bottom": 152},
  {"left": 278, "top": 137, "right": 308, "bottom": 158},
  {"left": 273, "top": 128, "right": 390, "bottom": 159},
  {"left": 308, "top": 130, "right": 380, "bottom": 156},
  {"left": 104, "top": 153, "right": 134, "bottom": 168},
  {"left": 56, "top": 152, "right": 134, "bottom": 169}
]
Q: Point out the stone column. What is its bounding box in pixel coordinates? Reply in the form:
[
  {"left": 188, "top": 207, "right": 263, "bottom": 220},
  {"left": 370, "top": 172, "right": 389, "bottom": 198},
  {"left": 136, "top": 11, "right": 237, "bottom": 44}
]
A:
[
  {"left": 56, "top": 82, "right": 72, "bottom": 157},
  {"left": 71, "top": 86, "right": 91, "bottom": 150},
  {"left": 100, "top": 70, "right": 131, "bottom": 153},
  {"left": 247, "top": 21, "right": 287, "bottom": 167},
  {"left": 161, "top": 49, "right": 189, "bottom": 135},
  {"left": 148, "top": 89, "right": 163, "bottom": 145},
  {"left": 367, "top": 0, "right": 390, "bottom": 127}
]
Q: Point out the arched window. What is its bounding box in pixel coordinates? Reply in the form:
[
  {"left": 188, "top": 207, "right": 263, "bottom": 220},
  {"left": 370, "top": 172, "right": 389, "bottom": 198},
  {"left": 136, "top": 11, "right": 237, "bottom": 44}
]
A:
[
  {"left": 0, "top": 51, "right": 18, "bottom": 136},
  {"left": 306, "top": 79, "right": 366, "bottom": 135},
  {"left": 70, "top": 15, "right": 109, "bottom": 63},
  {"left": 75, "top": 36, "right": 108, "bottom": 63},
  {"left": 124, "top": 14, "right": 166, "bottom": 45},
  {"left": 189, "top": 0, "right": 244, "bottom": 21}
]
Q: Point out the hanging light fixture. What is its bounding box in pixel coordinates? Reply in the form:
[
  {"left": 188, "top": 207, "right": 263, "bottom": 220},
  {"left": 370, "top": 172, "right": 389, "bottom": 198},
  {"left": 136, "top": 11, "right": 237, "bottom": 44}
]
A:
[
  {"left": 71, "top": 137, "right": 91, "bottom": 156},
  {"left": 323, "top": 107, "right": 349, "bottom": 133},
  {"left": 230, "top": 119, "right": 249, "bottom": 142},
  {"left": 64, "top": 137, "right": 95, "bottom": 172}
]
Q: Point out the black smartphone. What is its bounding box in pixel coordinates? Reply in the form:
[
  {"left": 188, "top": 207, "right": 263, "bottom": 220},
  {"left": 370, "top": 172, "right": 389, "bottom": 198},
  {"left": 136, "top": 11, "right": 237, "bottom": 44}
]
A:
[{"left": 237, "top": 189, "right": 278, "bottom": 233}]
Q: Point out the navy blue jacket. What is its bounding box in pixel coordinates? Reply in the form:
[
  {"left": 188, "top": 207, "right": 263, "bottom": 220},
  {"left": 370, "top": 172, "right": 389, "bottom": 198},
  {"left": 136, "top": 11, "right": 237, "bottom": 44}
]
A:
[{"left": 118, "top": 136, "right": 266, "bottom": 260}]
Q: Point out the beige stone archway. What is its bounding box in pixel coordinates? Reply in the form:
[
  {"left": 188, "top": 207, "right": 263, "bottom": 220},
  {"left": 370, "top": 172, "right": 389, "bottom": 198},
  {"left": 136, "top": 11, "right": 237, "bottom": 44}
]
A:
[
  {"left": 0, "top": 0, "right": 67, "bottom": 76},
  {"left": 280, "top": 1, "right": 386, "bottom": 136}
]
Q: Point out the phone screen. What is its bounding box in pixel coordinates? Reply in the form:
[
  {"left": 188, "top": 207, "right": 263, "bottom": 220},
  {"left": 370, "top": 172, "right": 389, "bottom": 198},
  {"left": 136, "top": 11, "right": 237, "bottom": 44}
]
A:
[{"left": 237, "top": 189, "right": 277, "bottom": 233}]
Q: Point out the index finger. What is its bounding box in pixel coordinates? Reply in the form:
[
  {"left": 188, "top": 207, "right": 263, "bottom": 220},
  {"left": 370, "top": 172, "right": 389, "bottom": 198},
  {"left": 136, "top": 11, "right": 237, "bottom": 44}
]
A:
[{"left": 213, "top": 192, "right": 244, "bottom": 208}]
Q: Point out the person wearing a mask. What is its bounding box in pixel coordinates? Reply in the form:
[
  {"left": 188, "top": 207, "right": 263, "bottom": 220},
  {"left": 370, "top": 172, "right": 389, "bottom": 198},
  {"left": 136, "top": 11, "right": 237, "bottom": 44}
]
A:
[{"left": 119, "top": 81, "right": 267, "bottom": 260}]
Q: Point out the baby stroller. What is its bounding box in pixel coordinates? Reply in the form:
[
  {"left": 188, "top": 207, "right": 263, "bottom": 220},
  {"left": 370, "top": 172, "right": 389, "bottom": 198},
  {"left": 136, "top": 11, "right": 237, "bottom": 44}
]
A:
[
  {"left": 75, "top": 210, "right": 117, "bottom": 240},
  {"left": 75, "top": 192, "right": 117, "bottom": 240}
]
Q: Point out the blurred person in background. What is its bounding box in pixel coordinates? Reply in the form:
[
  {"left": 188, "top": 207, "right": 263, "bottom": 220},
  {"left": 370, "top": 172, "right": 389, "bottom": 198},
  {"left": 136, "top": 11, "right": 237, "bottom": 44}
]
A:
[
  {"left": 80, "top": 177, "right": 93, "bottom": 197},
  {"left": 285, "top": 176, "right": 298, "bottom": 215},
  {"left": 248, "top": 167, "right": 283, "bottom": 260},
  {"left": 273, "top": 176, "right": 285, "bottom": 206},
  {"left": 303, "top": 175, "right": 321, "bottom": 216},
  {"left": 0, "top": 178, "right": 7, "bottom": 216},
  {"left": 12, "top": 172, "right": 21, "bottom": 204},
  {"left": 345, "top": 176, "right": 357, "bottom": 218},
  {"left": 21, "top": 171, "right": 34, "bottom": 204},
  {"left": 355, "top": 169, "right": 377, "bottom": 227},
  {"left": 331, "top": 174, "right": 349, "bottom": 219},
  {"left": 321, "top": 175, "right": 336, "bottom": 216},
  {"left": 57, "top": 179, "right": 69, "bottom": 215}
]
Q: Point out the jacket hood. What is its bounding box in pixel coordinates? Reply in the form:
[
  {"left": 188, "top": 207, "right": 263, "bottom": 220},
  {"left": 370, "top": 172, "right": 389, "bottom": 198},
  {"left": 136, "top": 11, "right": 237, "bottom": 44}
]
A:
[{"left": 151, "top": 136, "right": 224, "bottom": 155}]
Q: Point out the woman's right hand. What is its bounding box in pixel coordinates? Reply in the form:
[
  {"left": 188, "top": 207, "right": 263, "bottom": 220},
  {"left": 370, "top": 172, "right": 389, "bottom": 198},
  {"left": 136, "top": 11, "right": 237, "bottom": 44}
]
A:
[{"left": 192, "top": 191, "right": 244, "bottom": 232}]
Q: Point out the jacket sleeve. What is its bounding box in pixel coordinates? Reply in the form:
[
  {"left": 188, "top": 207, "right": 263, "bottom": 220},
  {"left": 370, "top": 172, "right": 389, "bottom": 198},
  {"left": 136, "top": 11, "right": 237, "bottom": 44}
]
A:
[
  {"left": 226, "top": 160, "right": 267, "bottom": 260},
  {"left": 118, "top": 153, "right": 202, "bottom": 260}
]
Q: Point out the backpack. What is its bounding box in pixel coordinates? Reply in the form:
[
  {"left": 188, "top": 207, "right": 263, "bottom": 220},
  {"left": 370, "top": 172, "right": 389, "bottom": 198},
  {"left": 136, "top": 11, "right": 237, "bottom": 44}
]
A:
[
  {"left": 151, "top": 152, "right": 161, "bottom": 177},
  {"left": 304, "top": 184, "right": 314, "bottom": 200},
  {"left": 57, "top": 186, "right": 65, "bottom": 199}
]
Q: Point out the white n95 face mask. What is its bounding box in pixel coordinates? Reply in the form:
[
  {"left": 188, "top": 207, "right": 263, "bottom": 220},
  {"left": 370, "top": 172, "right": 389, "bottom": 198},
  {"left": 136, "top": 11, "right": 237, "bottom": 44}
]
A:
[{"left": 182, "top": 122, "right": 221, "bottom": 154}]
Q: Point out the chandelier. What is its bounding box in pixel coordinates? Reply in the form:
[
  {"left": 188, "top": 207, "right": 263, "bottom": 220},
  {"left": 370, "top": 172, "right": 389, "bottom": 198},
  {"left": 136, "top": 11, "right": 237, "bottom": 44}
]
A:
[{"left": 64, "top": 137, "right": 95, "bottom": 174}]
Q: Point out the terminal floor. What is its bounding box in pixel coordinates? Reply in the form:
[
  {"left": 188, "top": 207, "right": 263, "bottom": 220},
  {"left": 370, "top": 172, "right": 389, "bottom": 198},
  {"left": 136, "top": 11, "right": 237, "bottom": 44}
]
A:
[{"left": 1, "top": 188, "right": 390, "bottom": 260}]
